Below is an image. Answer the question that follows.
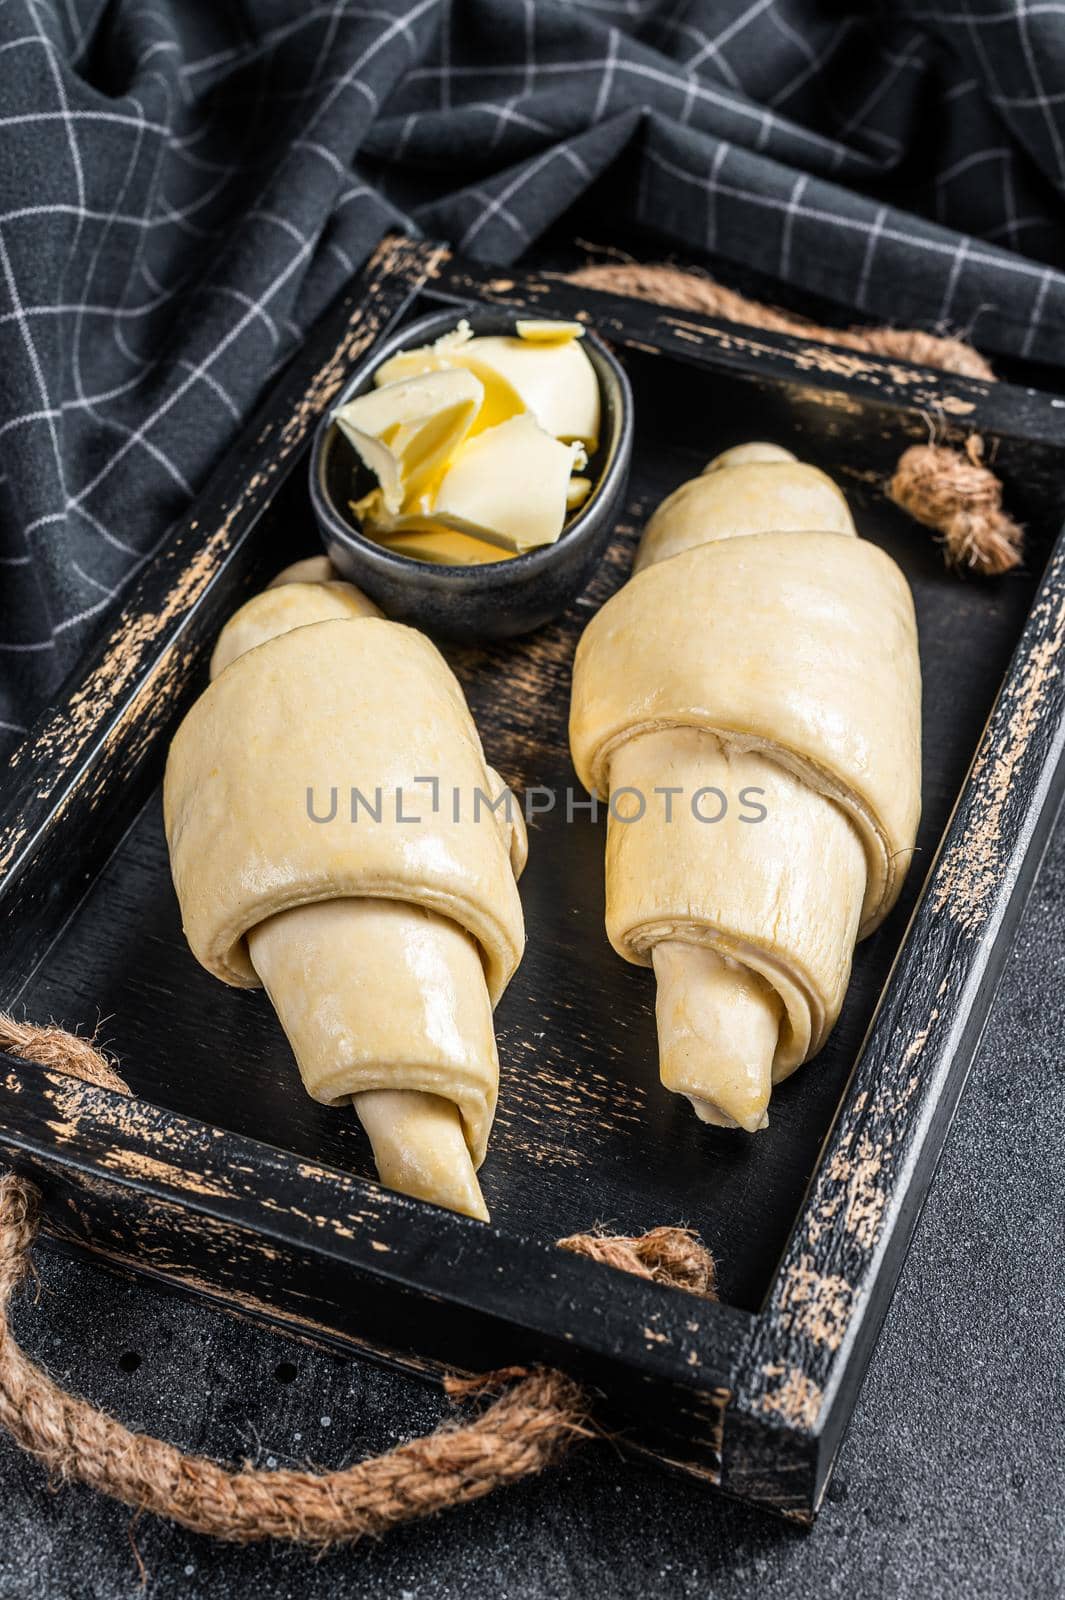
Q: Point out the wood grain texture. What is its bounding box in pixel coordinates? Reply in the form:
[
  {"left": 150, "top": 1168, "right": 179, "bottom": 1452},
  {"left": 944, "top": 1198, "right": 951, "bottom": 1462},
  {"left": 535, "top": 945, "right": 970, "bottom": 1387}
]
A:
[{"left": 1, "top": 238, "right": 1062, "bottom": 1519}]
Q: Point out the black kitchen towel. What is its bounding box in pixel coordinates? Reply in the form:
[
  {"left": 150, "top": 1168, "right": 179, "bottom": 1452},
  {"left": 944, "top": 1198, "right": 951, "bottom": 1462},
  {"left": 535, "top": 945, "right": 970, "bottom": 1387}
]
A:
[{"left": 1, "top": 0, "right": 1064, "bottom": 750}]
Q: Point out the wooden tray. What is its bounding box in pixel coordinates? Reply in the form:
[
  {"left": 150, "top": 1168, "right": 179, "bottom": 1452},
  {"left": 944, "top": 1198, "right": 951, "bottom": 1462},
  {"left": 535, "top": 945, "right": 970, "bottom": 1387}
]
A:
[{"left": 1, "top": 236, "right": 1063, "bottom": 1521}]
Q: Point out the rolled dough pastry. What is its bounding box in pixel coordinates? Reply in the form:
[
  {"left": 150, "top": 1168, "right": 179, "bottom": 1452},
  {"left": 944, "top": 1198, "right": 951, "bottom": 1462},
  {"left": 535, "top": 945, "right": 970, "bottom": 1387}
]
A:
[
  {"left": 569, "top": 444, "right": 922, "bottom": 1131},
  {"left": 164, "top": 558, "right": 526, "bottom": 1218}
]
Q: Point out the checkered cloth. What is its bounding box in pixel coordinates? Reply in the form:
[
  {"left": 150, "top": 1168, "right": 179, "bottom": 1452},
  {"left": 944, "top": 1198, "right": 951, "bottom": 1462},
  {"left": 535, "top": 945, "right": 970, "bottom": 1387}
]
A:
[{"left": 2, "top": 1, "right": 1064, "bottom": 752}]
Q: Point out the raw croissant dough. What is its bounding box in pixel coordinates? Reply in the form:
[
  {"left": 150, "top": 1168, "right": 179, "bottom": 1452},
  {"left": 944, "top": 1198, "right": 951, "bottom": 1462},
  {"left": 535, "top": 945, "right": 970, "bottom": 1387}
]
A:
[
  {"left": 569, "top": 444, "right": 922, "bottom": 1131},
  {"left": 164, "top": 559, "right": 526, "bottom": 1219}
]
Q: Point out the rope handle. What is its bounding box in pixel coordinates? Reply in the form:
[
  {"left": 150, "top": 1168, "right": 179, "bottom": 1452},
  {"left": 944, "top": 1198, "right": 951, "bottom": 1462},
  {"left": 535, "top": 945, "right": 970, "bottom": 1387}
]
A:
[
  {"left": 562, "top": 261, "right": 1024, "bottom": 575},
  {"left": 0, "top": 1014, "right": 716, "bottom": 1546}
]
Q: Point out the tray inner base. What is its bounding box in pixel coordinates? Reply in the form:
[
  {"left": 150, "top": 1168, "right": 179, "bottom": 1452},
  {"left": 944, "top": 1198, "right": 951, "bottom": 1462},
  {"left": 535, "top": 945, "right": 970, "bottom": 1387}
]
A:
[{"left": 17, "top": 341, "right": 1042, "bottom": 1313}]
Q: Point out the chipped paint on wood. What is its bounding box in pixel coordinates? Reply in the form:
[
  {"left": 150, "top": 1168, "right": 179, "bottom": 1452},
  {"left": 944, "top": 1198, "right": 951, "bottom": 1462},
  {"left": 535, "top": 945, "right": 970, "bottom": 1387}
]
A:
[
  {"left": 777, "top": 1255, "right": 855, "bottom": 1351},
  {"left": 760, "top": 1365, "right": 823, "bottom": 1430},
  {"left": 932, "top": 563, "right": 1065, "bottom": 933}
]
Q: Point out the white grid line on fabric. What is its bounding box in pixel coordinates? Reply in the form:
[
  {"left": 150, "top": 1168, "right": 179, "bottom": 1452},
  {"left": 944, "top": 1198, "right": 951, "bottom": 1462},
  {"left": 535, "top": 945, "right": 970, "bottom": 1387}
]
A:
[
  {"left": 405, "top": 56, "right": 850, "bottom": 162},
  {"left": 593, "top": 27, "right": 619, "bottom": 122},
  {"left": 485, "top": 98, "right": 552, "bottom": 149},
  {"left": 293, "top": 138, "right": 349, "bottom": 177},
  {"left": 910, "top": 4, "right": 1065, "bottom": 22},
  {"left": 395, "top": 109, "right": 419, "bottom": 159},
  {"left": 29, "top": 3, "right": 88, "bottom": 259},
  {"left": 779, "top": 171, "right": 808, "bottom": 279},
  {"left": 459, "top": 141, "right": 574, "bottom": 251},
  {"left": 70, "top": 82, "right": 154, "bottom": 451},
  {"left": 0, "top": 203, "right": 158, "bottom": 228},
  {"left": 64, "top": 231, "right": 316, "bottom": 510},
  {"left": 937, "top": 233, "right": 969, "bottom": 323},
  {"left": 766, "top": 13, "right": 853, "bottom": 112},
  {"left": 214, "top": 285, "right": 282, "bottom": 346},
  {"left": 0, "top": 108, "right": 169, "bottom": 134},
  {"left": 522, "top": 0, "right": 535, "bottom": 99},
  {"left": 327, "top": 239, "right": 355, "bottom": 274},
  {"left": 1017, "top": 0, "right": 1065, "bottom": 174},
  {"left": 0, "top": 406, "right": 61, "bottom": 442},
  {"left": 836, "top": 35, "right": 926, "bottom": 145},
  {"left": 936, "top": 145, "right": 1013, "bottom": 188},
  {"left": 857, "top": 203, "right": 889, "bottom": 309},
  {"left": 985, "top": 214, "right": 1050, "bottom": 243},
  {"left": 0, "top": 226, "right": 64, "bottom": 484},
  {"left": 69, "top": 558, "right": 121, "bottom": 599},
  {"left": 51, "top": 591, "right": 117, "bottom": 632},
  {"left": 684, "top": 0, "right": 775, "bottom": 80},
  {"left": 644, "top": 143, "right": 1062, "bottom": 288},
  {"left": 71, "top": 500, "right": 143, "bottom": 558},
  {"left": 21, "top": 512, "right": 65, "bottom": 536},
  {"left": 307, "top": 0, "right": 355, "bottom": 101},
  {"left": 664, "top": 15, "right": 742, "bottom": 91},
  {"left": 98, "top": 94, "right": 162, "bottom": 378},
  {"left": 703, "top": 137, "right": 731, "bottom": 252},
  {"left": 1022, "top": 265, "right": 1055, "bottom": 357},
  {"left": 0, "top": 29, "right": 50, "bottom": 56},
  {"left": 455, "top": 185, "right": 527, "bottom": 248}
]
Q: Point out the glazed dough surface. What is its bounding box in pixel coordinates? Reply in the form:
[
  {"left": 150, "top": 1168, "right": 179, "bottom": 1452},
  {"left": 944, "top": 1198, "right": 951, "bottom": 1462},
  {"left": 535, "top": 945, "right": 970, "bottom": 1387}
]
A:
[
  {"left": 209, "top": 579, "right": 382, "bottom": 677},
  {"left": 634, "top": 457, "right": 855, "bottom": 572},
  {"left": 568, "top": 444, "right": 922, "bottom": 1126},
  {"left": 606, "top": 726, "right": 866, "bottom": 1080},
  {"left": 249, "top": 897, "right": 499, "bottom": 1162},
  {"left": 571, "top": 529, "right": 921, "bottom": 931},
  {"left": 166, "top": 616, "right": 524, "bottom": 999},
  {"left": 164, "top": 569, "right": 525, "bottom": 1212}
]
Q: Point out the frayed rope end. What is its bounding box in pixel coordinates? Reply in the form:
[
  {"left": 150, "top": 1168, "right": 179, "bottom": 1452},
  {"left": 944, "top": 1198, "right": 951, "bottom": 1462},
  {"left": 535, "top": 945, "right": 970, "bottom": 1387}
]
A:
[{"left": 888, "top": 436, "right": 1024, "bottom": 577}]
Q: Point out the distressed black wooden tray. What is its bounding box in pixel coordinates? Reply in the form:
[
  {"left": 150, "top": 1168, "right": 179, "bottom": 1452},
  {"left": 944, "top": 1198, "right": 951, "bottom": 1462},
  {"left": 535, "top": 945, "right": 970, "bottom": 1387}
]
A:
[{"left": 1, "top": 236, "right": 1063, "bottom": 1521}]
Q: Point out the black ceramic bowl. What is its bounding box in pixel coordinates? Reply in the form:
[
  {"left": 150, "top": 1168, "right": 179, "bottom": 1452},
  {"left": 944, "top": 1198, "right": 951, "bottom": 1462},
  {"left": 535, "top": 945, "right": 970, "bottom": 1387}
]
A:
[{"left": 309, "top": 304, "right": 633, "bottom": 641}]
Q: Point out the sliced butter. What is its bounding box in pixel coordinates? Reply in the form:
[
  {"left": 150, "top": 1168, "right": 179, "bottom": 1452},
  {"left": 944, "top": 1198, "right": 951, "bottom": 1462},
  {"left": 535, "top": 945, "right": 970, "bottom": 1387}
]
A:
[
  {"left": 460, "top": 337, "right": 599, "bottom": 448},
  {"left": 350, "top": 492, "right": 518, "bottom": 557},
  {"left": 374, "top": 328, "right": 600, "bottom": 448},
  {"left": 567, "top": 475, "right": 593, "bottom": 510},
  {"left": 379, "top": 525, "right": 514, "bottom": 566},
  {"left": 434, "top": 414, "right": 579, "bottom": 553},
  {"left": 515, "top": 319, "right": 585, "bottom": 343},
  {"left": 372, "top": 319, "right": 475, "bottom": 388},
  {"left": 333, "top": 368, "right": 483, "bottom": 516}
]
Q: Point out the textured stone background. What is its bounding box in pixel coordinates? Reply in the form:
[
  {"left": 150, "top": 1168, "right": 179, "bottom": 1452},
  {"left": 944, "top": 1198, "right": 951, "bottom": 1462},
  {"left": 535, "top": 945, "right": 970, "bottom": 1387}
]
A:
[{"left": 0, "top": 812, "right": 1061, "bottom": 1600}]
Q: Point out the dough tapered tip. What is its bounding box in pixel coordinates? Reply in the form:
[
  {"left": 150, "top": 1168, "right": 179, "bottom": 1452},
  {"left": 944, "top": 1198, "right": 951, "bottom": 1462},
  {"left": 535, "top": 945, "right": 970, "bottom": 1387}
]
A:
[
  {"left": 247, "top": 898, "right": 499, "bottom": 1220},
  {"left": 354, "top": 1089, "right": 489, "bottom": 1221},
  {"left": 652, "top": 942, "right": 779, "bottom": 1132}
]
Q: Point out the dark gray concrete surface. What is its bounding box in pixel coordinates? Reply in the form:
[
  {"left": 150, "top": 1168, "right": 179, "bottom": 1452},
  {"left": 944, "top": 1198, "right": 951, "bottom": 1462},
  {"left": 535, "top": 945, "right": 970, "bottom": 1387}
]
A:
[{"left": 0, "top": 808, "right": 1062, "bottom": 1600}]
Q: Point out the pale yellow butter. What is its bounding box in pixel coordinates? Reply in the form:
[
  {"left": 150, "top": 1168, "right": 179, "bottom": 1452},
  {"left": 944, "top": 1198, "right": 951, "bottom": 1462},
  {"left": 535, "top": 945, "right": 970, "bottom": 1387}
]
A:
[
  {"left": 380, "top": 526, "right": 513, "bottom": 566},
  {"left": 374, "top": 326, "right": 600, "bottom": 448},
  {"left": 434, "top": 415, "right": 581, "bottom": 552},
  {"left": 566, "top": 475, "right": 593, "bottom": 510},
  {"left": 457, "top": 336, "right": 599, "bottom": 448},
  {"left": 515, "top": 319, "right": 585, "bottom": 343},
  {"left": 342, "top": 319, "right": 601, "bottom": 563},
  {"left": 332, "top": 368, "right": 483, "bottom": 515}
]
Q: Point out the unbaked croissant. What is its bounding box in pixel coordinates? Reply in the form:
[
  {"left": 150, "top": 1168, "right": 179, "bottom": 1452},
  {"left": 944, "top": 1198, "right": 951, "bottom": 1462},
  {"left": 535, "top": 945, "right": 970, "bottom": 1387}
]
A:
[
  {"left": 569, "top": 443, "right": 922, "bottom": 1132},
  {"left": 164, "top": 559, "right": 526, "bottom": 1219}
]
